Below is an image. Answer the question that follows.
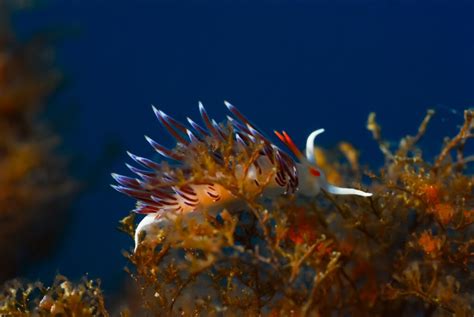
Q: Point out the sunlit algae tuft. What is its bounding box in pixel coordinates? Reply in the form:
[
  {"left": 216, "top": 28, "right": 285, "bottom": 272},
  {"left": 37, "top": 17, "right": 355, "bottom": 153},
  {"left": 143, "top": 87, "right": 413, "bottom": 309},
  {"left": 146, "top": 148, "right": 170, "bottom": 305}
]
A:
[
  {"left": 2, "top": 104, "right": 473, "bottom": 316},
  {"left": 113, "top": 106, "right": 473, "bottom": 316}
]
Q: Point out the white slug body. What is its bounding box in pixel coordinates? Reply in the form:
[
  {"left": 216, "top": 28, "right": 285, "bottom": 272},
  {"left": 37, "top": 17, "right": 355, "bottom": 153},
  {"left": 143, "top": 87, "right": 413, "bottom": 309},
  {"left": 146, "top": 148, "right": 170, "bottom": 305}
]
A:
[{"left": 112, "top": 102, "right": 372, "bottom": 250}]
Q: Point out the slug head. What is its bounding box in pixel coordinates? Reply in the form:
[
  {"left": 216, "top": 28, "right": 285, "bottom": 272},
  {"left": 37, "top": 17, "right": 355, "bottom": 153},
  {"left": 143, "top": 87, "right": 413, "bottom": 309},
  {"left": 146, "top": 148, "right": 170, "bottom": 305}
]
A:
[{"left": 275, "top": 129, "right": 372, "bottom": 198}]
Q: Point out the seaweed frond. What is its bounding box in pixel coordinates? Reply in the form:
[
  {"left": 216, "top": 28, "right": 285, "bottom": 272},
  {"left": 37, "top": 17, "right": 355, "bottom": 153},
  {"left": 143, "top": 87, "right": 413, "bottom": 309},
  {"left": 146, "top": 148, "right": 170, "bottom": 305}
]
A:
[
  {"left": 121, "top": 108, "right": 474, "bottom": 316},
  {"left": 0, "top": 275, "right": 108, "bottom": 316},
  {"left": 0, "top": 3, "right": 77, "bottom": 281}
]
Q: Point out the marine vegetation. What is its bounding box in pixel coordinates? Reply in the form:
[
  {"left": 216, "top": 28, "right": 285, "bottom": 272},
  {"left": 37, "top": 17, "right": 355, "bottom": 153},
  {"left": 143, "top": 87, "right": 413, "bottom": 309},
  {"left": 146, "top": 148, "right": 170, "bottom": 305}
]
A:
[
  {"left": 114, "top": 104, "right": 474, "bottom": 316},
  {"left": 0, "top": 2, "right": 76, "bottom": 281},
  {"left": 0, "top": 275, "right": 108, "bottom": 316}
]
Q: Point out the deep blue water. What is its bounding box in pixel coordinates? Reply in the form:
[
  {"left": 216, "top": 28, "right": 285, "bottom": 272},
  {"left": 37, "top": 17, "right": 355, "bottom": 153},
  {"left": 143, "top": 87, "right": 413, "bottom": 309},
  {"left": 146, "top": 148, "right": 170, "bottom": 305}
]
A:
[{"left": 14, "top": 0, "right": 474, "bottom": 293}]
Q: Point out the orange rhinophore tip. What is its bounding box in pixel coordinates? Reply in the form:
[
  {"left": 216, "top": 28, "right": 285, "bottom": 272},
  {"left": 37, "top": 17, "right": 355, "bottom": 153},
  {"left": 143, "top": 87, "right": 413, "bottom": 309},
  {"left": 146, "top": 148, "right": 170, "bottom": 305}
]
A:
[
  {"left": 274, "top": 130, "right": 304, "bottom": 160},
  {"left": 274, "top": 130, "right": 285, "bottom": 143}
]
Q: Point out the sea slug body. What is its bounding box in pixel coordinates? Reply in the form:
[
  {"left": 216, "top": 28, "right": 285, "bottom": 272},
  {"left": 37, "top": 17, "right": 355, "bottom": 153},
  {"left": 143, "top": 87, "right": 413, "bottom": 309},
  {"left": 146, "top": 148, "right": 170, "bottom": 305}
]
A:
[{"left": 112, "top": 101, "right": 372, "bottom": 250}]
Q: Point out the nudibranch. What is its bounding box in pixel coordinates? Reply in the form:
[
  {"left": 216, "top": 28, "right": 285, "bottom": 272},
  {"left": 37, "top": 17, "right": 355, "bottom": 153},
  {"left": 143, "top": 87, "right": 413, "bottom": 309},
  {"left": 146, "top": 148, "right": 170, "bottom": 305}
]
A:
[{"left": 112, "top": 101, "right": 372, "bottom": 250}]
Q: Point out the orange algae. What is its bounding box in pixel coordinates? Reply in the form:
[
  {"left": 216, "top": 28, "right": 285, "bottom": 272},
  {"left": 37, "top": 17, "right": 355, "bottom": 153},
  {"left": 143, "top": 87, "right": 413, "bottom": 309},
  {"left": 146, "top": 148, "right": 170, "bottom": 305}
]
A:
[
  {"left": 286, "top": 207, "right": 318, "bottom": 245},
  {"left": 418, "top": 231, "right": 441, "bottom": 255},
  {"left": 5, "top": 106, "right": 469, "bottom": 316},
  {"left": 0, "top": 4, "right": 76, "bottom": 281},
  {"left": 0, "top": 275, "right": 108, "bottom": 316},
  {"left": 114, "top": 108, "right": 474, "bottom": 316},
  {"left": 433, "top": 203, "right": 455, "bottom": 225},
  {"left": 2, "top": 102, "right": 472, "bottom": 316}
]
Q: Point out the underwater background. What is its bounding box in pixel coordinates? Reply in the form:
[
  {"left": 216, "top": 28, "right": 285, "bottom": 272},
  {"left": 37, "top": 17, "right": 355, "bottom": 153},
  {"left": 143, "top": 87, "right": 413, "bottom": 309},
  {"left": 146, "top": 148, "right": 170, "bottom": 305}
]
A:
[{"left": 7, "top": 0, "right": 474, "bottom": 302}]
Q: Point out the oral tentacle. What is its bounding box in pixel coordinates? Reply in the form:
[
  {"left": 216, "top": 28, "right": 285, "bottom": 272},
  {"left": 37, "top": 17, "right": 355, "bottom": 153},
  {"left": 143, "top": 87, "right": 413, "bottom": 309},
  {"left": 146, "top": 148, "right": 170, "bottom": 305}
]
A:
[{"left": 324, "top": 183, "right": 373, "bottom": 197}]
